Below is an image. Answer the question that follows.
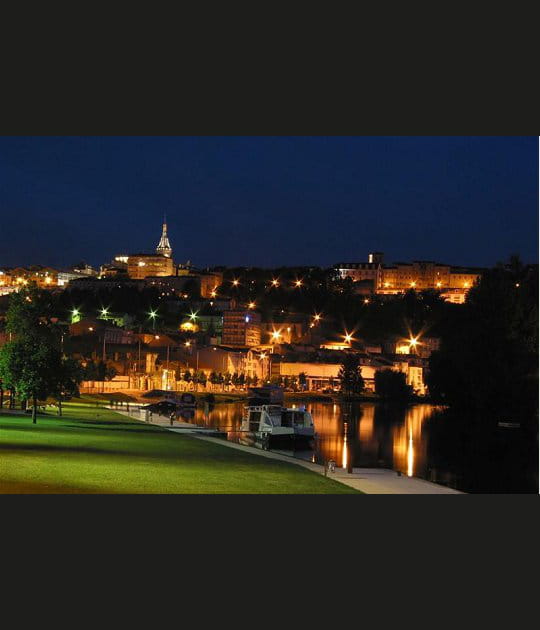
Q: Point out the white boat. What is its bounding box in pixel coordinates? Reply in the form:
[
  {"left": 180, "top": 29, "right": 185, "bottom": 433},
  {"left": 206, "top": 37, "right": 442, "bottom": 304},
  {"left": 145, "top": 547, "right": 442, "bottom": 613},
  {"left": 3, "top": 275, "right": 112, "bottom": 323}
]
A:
[{"left": 240, "top": 404, "right": 316, "bottom": 449}]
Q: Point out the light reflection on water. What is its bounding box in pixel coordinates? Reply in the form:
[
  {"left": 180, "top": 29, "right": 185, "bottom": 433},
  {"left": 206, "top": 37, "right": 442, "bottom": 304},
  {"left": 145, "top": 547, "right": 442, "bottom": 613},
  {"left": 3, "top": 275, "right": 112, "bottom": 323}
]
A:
[
  {"left": 187, "top": 400, "right": 436, "bottom": 479},
  {"left": 178, "top": 400, "right": 537, "bottom": 493}
]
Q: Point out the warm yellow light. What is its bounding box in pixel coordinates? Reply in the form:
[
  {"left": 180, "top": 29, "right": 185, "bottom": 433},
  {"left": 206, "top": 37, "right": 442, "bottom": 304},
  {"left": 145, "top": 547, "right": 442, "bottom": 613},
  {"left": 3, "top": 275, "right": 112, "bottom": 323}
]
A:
[
  {"left": 384, "top": 282, "right": 390, "bottom": 288},
  {"left": 248, "top": 302, "right": 256, "bottom": 309},
  {"left": 271, "top": 278, "right": 279, "bottom": 287},
  {"left": 344, "top": 333, "right": 353, "bottom": 344},
  {"left": 409, "top": 337, "right": 418, "bottom": 346},
  {"left": 138, "top": 261, "right": 146, "bottom": 267},
  {"left": 410, "top": 281, "right": 416, "bottom": 288},
  {"left": 294, "top": 279, "right": 303, "bottom": 287},
  {"left": 515, "top": 283, "right": 520, "bottom": 288},
  {"left": 232, "top": 279, "right": 239, "bottom": 286},
  {"left": 155, "top": 335, "right": 160, "bottom": 340},
  {"left": 185, "top": 341, "right": 191, "bottom": 347},
  {"left": 45, "top": 277, "right": 52, "bottom": 284},
  {"left": 364, "top": 299, "right": 369, "bottom": 304},
  {"left": 210, "top": 291, "right": 217, "bottom": 298},
  {"left": 271, "top": 330, "right": 282, "bottom": 340},
  {"left": 260, "top": 353, "right": 267, "bottom": 360},
  {"left": 314, "top": 314, "right": 321, "bottom": 321},
  {"left": 88, "top": 327, "right": 94, "bottom": 331},
  {"left": 436, "top": 281, "right": 442, "bottom": 288},
  {"left": 464, "top": 282, "right": 469, "bottom": 288}
]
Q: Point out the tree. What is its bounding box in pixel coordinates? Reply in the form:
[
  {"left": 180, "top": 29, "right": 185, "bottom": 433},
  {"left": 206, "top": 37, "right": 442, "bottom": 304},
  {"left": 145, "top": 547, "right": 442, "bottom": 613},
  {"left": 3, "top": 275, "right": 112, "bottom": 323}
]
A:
[
  {"left": 375, "top": 369, "right": 412, "bottom": 401},
  {"left": 0, "top": 285, "right": 63, "bottom": 423},
  {"left": 338, "top": 354, "right": 365, "bottom": 396},
  {"left": 50, "top": 357, "right": 83, "bottom": 416},
  {"left": 426, "top": 257, "right": 538, "bottom": 426}
]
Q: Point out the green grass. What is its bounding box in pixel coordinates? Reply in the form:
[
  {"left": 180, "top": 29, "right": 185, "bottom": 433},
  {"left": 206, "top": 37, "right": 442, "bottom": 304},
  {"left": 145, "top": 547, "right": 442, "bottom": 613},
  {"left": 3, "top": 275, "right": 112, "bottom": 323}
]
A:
[{"left": 0, "top": 401, "right": 358, "bottom": 494}]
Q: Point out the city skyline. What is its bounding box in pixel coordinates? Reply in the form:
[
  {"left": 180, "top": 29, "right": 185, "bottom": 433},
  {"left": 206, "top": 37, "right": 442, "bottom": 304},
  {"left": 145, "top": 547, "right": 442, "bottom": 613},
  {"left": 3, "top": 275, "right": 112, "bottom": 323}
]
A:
[{"left": 0, "top": 136, "right": 537, "bottom": 269}]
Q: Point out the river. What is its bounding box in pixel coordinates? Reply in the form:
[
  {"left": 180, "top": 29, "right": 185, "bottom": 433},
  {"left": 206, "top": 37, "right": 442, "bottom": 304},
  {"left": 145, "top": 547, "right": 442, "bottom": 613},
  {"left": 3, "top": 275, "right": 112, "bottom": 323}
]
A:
[{"left": 176, "top": 400, "right": 538, "bottom": 493}]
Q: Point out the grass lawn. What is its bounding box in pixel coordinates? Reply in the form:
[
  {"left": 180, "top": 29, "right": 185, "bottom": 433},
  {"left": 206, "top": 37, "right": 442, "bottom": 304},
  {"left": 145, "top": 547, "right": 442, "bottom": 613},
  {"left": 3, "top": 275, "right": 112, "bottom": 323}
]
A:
[{"left": 0, "top": 400, "right": 358, "bottom": 494}]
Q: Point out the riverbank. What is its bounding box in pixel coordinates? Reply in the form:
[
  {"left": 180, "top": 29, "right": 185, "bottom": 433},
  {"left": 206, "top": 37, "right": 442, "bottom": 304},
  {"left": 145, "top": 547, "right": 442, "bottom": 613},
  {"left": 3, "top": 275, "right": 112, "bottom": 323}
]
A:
[
  {"left": 0, "top": 401, "right": 356, "bottom": 494},
  {"left": 80, "top": 389, "right": 433, "bottom": 406},
  {"left": 118, "top": 406, "right": 463, "bottom": 494}
]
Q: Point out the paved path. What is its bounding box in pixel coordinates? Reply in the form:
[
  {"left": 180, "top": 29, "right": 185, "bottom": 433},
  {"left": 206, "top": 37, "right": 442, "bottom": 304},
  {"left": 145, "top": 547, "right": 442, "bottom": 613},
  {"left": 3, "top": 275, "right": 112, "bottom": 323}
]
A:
[{"left": 112, "top": 406, "right": 463, "bottom": 494}]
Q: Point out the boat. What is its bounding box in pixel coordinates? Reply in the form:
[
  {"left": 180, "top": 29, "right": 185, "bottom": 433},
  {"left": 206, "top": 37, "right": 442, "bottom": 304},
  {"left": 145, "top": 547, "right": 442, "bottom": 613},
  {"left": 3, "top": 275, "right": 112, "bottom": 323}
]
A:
[
  {"left": 240, "top": 403, "right": 316, "bottom": 449},
  {"left": 497, "top": 421, "right": 521, "bottom": 429}
]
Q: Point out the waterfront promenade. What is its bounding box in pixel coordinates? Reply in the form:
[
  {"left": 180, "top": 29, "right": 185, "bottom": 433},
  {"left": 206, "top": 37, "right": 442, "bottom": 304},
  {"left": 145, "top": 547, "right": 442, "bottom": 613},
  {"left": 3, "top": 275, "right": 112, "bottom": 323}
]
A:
[{"left": 115, "top": 407, "right": 463, "bottom": 495}]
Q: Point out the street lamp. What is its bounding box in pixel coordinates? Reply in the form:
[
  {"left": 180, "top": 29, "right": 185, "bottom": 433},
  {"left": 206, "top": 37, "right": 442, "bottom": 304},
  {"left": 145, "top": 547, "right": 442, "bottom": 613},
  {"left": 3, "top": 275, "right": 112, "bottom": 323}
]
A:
[{"left": 148, "top": 309, "right": 158, "bottom": 330}]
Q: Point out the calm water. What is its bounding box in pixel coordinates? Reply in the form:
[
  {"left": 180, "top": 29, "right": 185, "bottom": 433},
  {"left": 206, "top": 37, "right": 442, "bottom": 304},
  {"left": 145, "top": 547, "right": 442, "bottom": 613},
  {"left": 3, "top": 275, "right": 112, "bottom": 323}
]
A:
[{"left": 175, "top": 401, "right": 538, "bottom": 494}]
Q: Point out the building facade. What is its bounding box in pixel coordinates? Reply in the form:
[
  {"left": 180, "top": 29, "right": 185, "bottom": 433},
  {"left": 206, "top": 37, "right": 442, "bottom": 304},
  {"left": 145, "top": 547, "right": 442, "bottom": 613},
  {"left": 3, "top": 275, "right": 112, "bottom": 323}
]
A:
[
  {"left": 334, "top": 253, "right": 482, "bottom": 300},
  {"left": 222, "top": 310, "right": 262, "bottom": 347}
]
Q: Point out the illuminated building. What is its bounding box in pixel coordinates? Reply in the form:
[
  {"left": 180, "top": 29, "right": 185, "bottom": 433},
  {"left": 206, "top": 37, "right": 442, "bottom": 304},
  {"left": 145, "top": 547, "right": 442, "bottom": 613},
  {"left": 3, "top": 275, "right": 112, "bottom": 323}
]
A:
[
  {"left": 222, "top": 310, "right": 262, "bottom": 347},
  {"left": 155, "top": 217, "right": 173, "bottom": 258},
  {"left": 334, "top": 253, "right": 482, "bottom": 300},
  {"left": 127, "top": 255, "right": 175, "bottom": 279}
]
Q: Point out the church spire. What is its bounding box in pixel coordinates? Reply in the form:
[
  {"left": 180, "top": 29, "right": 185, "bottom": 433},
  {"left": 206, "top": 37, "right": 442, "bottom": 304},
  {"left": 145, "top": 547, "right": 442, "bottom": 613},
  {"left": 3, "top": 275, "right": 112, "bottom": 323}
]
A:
[{"left": 156, "top": 217, "right": 172, "bottom": 258}]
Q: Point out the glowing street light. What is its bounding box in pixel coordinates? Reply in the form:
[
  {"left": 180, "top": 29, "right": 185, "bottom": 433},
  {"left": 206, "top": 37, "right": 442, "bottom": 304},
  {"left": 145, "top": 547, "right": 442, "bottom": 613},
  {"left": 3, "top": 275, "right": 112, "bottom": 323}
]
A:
[
  {"left": 189, "top": 311, "right": 198, "bottom": 321},
  {"left": 248, "top": 301, "right": 256, "bottom": 309},
  {"left": 410, "top": 281, "right": 416, "bottom": 288},
  {"left": 232, "top": 279, "right": 239, "bottom": 287},
  {"left": 271, "top": 330, "right": 282, "bottom": 342},
  {"left": 148, "top": 309, "right": 158, "bottom": 330},
  {"left": 271, "top": 278, "right": 279, "bottom": 287},
  {"left": 100, "top": 307, "right": 109, "bottom": 319},
  {"left": 294, "top": 279, "right": 303, "bottom": 288},
  {"left": 344, "top": 332, "right": 353, "bottom": 344},
  {"left": 185, "top": 341, "right": 191, "bottom": 347},
  {"left": 314, "top": 313, "right": 321, "bottom": 321}
]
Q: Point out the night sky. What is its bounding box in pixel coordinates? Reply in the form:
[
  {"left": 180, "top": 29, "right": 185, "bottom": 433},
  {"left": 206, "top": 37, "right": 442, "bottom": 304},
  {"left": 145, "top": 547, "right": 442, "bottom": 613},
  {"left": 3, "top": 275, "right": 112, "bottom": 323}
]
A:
[{"left": 0, "top": 136, "right": 537, "bottom": 270}]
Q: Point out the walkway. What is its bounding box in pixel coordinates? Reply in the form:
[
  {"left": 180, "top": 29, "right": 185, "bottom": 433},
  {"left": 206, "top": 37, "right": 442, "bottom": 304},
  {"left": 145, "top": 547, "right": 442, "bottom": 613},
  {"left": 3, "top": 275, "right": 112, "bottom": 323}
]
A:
[{"left": 112, "top": 406, "right": 463, "bottom": 494}]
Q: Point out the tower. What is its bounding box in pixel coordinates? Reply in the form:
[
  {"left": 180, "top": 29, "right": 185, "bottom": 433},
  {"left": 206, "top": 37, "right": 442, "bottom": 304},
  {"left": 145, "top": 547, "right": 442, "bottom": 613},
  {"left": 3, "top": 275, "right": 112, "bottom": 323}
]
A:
[{"left": 156, "top": 216, "right": 172, "bottom": 258}]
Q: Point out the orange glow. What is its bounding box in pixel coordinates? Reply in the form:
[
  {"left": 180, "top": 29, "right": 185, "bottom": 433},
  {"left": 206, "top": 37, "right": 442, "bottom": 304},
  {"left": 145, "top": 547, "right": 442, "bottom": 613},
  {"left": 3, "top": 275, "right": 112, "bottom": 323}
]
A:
[
  {"left": 407, "top": 429, "right": 414, "bottom": 477},
  {"left": 410, "top": 281, "right": 416, "bottom": 288},
  {"left": 232, "top": 279, "right": 239, "bottom": 286},
  {"left": 294, "top": 279, "right": 303, "bottom": 288},
  {"left": 342, "top": 432, "right": 348, "bottom": 469},
  {"left": 344, "top": 332, "right": 353, "bottom": 344},
  {"left": 248, "top": 302, "right": 256, "bottom": 309},
  {"left": 363, "top": 298, "right": 369, "bottom": 304},
  {"left": 271, "top": 278, "right": 279, "bottom": 287},
  {"left": 271, "top": 330, "right": 282, "bottom": 341},
  {"left": 314, "top": 313, "right": 321, "bottom": 321},
  {"left": 436, "top": 281, "right": 442, "bottom": 288}
]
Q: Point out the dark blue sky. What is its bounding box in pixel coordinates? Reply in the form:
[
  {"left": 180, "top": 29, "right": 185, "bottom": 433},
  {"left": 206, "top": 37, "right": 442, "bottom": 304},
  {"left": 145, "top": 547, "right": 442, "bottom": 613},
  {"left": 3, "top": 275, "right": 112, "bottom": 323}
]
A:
[{"left": 0, "top": 136, "right": 537, "bottom": 269}]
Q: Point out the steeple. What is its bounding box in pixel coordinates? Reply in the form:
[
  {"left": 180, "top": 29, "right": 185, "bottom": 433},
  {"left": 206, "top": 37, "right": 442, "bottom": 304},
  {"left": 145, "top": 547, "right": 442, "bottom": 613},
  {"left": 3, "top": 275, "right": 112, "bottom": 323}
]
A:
[{"left": 156, "top": 215, "right": 172, "bottom": 258}]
